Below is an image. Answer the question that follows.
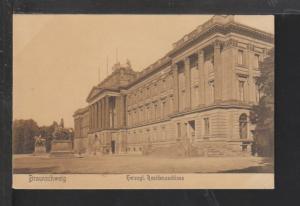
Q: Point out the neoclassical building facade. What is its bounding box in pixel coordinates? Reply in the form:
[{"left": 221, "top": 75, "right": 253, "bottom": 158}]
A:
[{"left": 73, "top": 15, "right": 274, "bottom": 156}]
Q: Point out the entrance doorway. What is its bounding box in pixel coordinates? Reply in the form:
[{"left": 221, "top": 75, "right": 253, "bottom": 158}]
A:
[{"left": 111, "top": 140, "right": 116, "bottom": 154}]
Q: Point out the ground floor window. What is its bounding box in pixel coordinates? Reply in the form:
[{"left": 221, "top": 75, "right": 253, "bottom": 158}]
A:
[
  {"left": 204, "top": 118, "right": 210, "bottom": 136},
  {"left": 239, "top": 113, "right": 248, "bottom": 139},
  {"left": 208, "top": 81, "right": 214, "bottom": 104},
  {"left": 177, "top": 123, "right": 181, "bottom": 138}
]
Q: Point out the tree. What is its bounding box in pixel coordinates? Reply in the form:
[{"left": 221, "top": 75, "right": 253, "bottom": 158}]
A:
[
  {"left": 13, "top": 119, "right": 74, "bottom": 154},
  {"left": 250, "top": 48, "right": 274, "bottom": 157},
  {"left": 13, "top": 119, "right": 40, "bottom": 154},
  {"left": 39, "top": 122, "right": 57, "bottom": 152}
]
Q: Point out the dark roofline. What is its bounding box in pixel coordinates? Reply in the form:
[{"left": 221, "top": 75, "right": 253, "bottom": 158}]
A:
[
  {"left": 73, "top": 106, "right": 89, "bottom": 117},
  {"left": 124, "top": 58, "right": 172, "bottom": 89},
  {"left": 86, "top": 87, "right": 121, "bottom": 103}
]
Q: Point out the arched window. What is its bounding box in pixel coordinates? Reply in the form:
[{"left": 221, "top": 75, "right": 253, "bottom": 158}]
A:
[{"left": 239, "top": 113, "right": 248, "bottom": 139}]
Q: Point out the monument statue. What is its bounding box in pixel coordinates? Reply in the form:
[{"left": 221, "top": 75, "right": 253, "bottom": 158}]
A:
[
  {"left": 33, "top": 135, "right": 46, "bottom": 155},
  {"left": 52, "top": 120, "right": 71, "bottom": 141},
  {"left": 50, "top": 118, "right": 74, "bottom": 157}
]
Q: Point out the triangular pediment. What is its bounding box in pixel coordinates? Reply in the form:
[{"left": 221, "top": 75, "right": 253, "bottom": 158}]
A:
[{"left": 86, "top": 87, "right": 101, "bottom": 102}]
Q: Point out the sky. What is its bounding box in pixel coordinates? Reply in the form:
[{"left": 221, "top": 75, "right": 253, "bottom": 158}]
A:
[{"left": 13, "top": 15, "right": 274, "bottom": 128}]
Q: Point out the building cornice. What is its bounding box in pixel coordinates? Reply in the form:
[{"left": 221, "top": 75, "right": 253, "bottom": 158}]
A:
[
  {"left": 73, "top": 106, "right": 89, "bottom": 117},
  {"left": 125, "top": 58, "right": 172, "bottom": 89},
  {"left": 86, "top": 87, "right": 121, "bottom": 103},
  {"left": 168, "top": 23, "right": 273, "bottom": 58},
  {"left": 169, "top": 102, "right": 252, "bottom": 119}
]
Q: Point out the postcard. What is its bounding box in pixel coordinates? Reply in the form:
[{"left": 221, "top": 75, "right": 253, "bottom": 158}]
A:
[{"left": 13, "top": 15, "right": 274, "bottom": 189}]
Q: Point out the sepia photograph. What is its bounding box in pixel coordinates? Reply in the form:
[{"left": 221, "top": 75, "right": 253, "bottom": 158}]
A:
[{"left": 12, "top": 15, "right": 274, "bottom": 189}]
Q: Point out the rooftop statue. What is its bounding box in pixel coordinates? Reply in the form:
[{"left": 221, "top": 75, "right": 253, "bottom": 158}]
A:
[{"left": 126, "top": 59, "right": 131, "bottom": 68}]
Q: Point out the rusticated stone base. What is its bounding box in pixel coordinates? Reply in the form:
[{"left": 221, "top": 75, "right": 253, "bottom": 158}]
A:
[
  {"left": 191, "top": 141, "right": 252, "bottom": 157},
  {"left": 145, "top": 140, "right": 253, "bottom": 157}
]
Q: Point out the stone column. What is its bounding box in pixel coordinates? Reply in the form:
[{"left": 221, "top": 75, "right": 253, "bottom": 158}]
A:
[
  {"left": 172, "top": 64, "right": 179, "bottom": 113},
  {"left": 184, "top": 57, "right": 191, "bottom": 110},
  {"left": 101, "top": 101, "right": 103, "bottom": 129},
  {"left": 98, "top": 101, "right": 101, "bottom": 129},
  {"left": 101, "top": 99, "right": 105, "bottom": 129},
  {"left": 103, "top": 98, "right": 106, "bottom": 129},
  {"left": 231, "top": 46, "right": 238, "bottom": 100},
  {"left": 95, "top": 103, "right": 97, "bottom": 130},
  {"left": 120, "top": 95, "right": 125, "bottom": 127},
  {"left": 124, "top": 94, "right": 128, "bottom": 127},
  {"left": 111, "top": 98, "right": 115, "bottom": 128},
  {"left": 105, "top": 96, "right": 110, "bottom": 129},
  {"left": 94, "top": 103, "right": 96, "bottom": 130},
  {"left": 99, "top": 101, "right": 101, "bottom": 129},
  {"left": 89, "top": 106, "right": 92, "bottom": 130},
  {"left": 248, "top": 45, "right": 255, "bottom": 103},
  {"left": 95, "top": 104, "right": 97, "bottom": 129},
  {"left": 91, "top": 104, "right": 94, "bottom": 130},
  {"left": 198, "top": 49, "right": 205, "bottom": 106},
  {"left": 117, "top": 96, "right": 122, "bottom": 128},
  {"left": 96, "top": 102, "right": 99, "bottom": 130},
  {"left": 214, "top": 40, "right": 222, "bottom": 103},
  {"left": 91, "top": 104, "right": 93, "bottom": 130}
]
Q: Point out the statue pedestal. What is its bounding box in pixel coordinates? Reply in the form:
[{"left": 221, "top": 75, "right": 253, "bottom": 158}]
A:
[
  {"left": 50, "top": 140, "right": 74, "bottom": 158},
  {"left": 33, "top": 145, "right": 47, "bottom": 156}
]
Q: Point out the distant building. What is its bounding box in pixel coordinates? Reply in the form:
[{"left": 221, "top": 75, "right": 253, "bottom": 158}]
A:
[
  {"left": 73, "top": 15, "right": 274, "bottom": 156},
  {"left": 73, "top": 107, "right": 90, "bottom": 154}
]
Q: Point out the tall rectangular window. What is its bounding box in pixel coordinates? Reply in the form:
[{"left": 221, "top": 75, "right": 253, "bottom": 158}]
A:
[
  {"left": 209, "top": 81, "right": 215, "bottom": 103},
  {"left": 239, "top": 80, "right": 245, "bottom": 101},
  {"left": 238, "top": 50, "right": 244, "bottom": 65},
  {"left": 154, "top": 104, "right": 157, "bottom": 120},
  {"left": 190, "top": 55, "right": 198, "bottom": 68},
  {"left": 204, "top": 118, "right": 210, "bottom": 136},
  {"left": 133, "top": 131, "right": 136, "bottom": 143},
  {"left": 128, "top": 112, "right": 131, "bottom": 126},
  {"left": 162, "top": 79, "right": 166, "bottom": 90},
  {"left": 162, "top": 101, "right": 166, "bottom": 118},
  {"left": 255, "top": 83, "right": 261, "bottom": 103},
  {"left": 170, "top": 98, "right": 174, "bottom": 114},
  {"left": 140, "top": 90, "right": 143, "bottom": 100},
  {"left": 254, "top": 54, "right": 260, "bottom": 68},
  {"left": 146, "top": 107, "right": 150, "bottom": 121},
  {"left": 134, "top": 110, "right": 137, "bottom": 125},
  {"left": 177, "top": 123, "right": 181, "bottom": 138},
  {"left": 147, "top": 87, "right": 150, "bottom": 97},
  {"left": 140, "top": 108, "right": 144, "bottom": 122},
  {"left": 161, "top": 126, "right": 166, "bottom": 141},
  {"left": 154, "top": 83, "right": 158, "bottom": 95}
]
